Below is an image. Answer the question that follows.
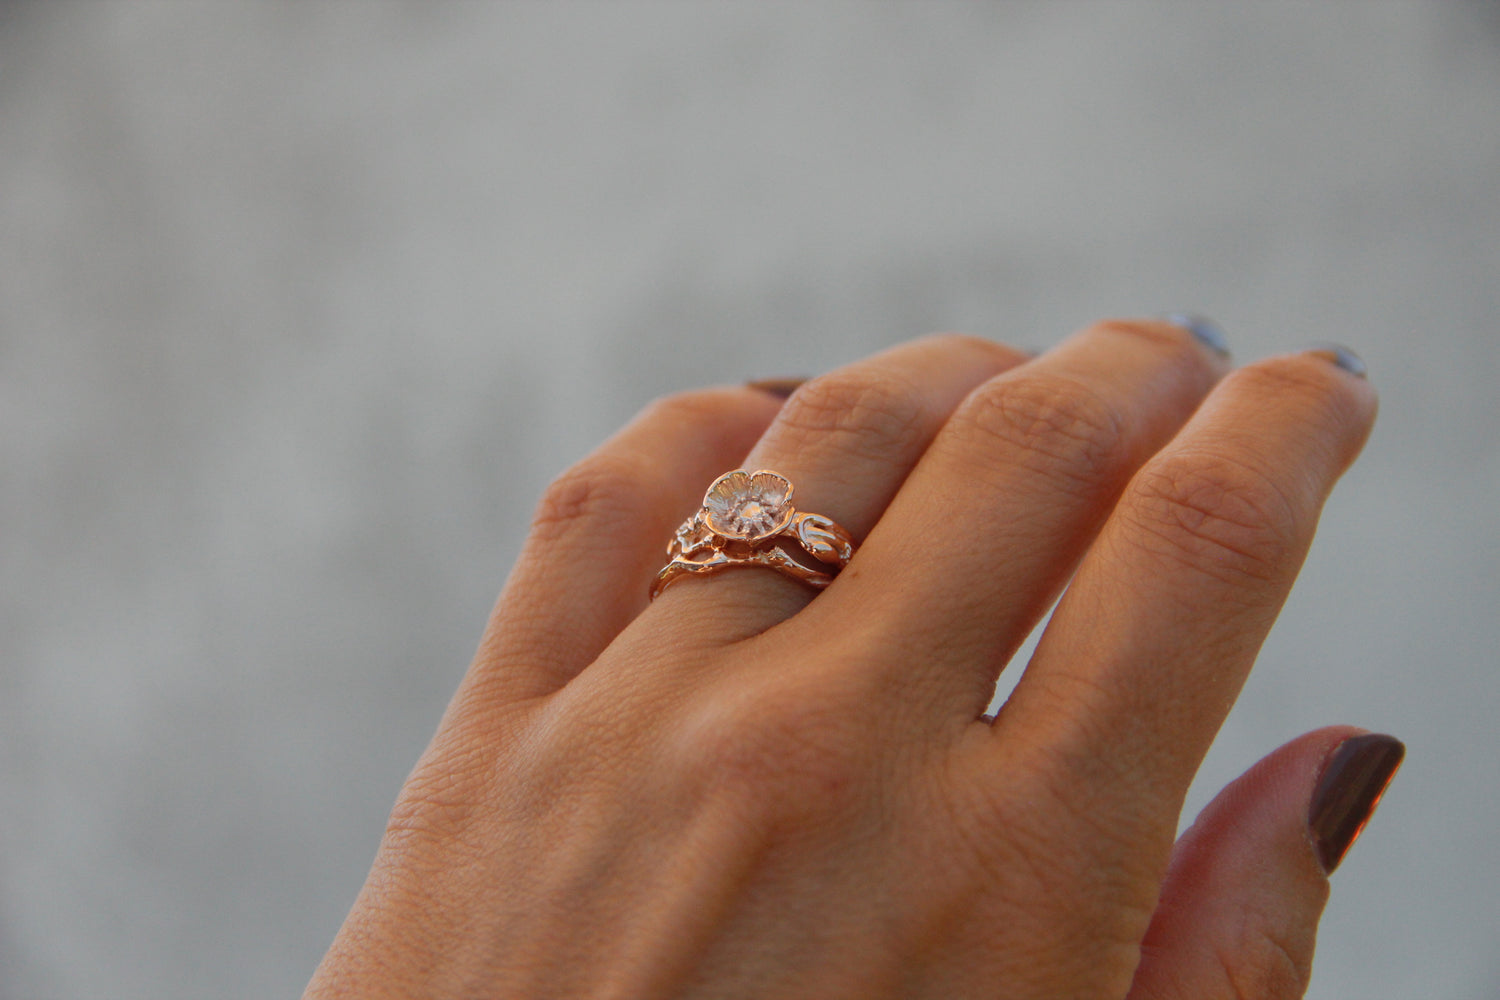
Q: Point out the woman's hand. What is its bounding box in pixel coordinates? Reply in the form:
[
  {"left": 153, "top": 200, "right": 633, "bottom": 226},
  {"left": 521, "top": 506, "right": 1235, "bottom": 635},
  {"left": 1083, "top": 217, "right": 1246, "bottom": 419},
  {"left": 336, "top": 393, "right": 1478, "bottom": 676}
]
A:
[{"left": 305, "top": 319, "right": 1401, "bottom": 999}]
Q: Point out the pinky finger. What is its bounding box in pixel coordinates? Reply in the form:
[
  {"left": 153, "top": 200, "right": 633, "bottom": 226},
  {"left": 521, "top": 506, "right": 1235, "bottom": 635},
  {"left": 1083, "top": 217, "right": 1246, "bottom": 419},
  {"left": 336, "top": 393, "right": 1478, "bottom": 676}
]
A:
[{"left": 1128, "top": 728, "right": 1404, "bottom": 1000}]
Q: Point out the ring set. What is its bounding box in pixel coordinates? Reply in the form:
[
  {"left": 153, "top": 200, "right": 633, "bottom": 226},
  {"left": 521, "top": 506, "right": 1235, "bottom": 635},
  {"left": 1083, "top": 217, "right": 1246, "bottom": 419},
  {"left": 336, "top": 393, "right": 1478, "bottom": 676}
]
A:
[{"left": 651, "top": 469, "right": 857, "bottom": 599}]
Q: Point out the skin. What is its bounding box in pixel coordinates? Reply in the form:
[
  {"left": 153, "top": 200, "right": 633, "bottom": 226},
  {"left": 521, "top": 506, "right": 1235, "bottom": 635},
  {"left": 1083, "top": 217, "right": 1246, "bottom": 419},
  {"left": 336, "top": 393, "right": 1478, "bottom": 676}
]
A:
[{"left": 305, "top": 319, "right": 1380, "bottom": 999}]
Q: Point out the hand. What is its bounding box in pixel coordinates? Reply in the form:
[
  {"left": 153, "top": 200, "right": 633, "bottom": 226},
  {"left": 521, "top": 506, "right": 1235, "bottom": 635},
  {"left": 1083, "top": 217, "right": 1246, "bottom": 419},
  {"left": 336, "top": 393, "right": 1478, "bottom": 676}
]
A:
[{"left": 306, "top": 319, "right": 1402, "bottom": 999}]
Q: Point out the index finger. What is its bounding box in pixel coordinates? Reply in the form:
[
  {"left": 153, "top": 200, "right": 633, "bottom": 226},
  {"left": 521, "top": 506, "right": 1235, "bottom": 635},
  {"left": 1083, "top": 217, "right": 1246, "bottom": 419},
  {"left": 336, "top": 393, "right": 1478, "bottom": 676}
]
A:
[{"left": 989, "top": 347, "right": 1378, "bottom": 837}]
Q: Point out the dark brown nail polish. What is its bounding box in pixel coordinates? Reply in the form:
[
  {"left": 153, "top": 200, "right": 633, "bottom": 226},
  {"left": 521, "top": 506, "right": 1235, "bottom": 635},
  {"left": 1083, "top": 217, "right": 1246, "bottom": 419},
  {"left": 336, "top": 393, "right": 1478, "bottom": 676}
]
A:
[
  {"left": 1308, "top": 344, "right": 1368, "bottom": 378},
  {"left": 1309, "top": 733, "right": 1404, "bottom": 874},
  {"left": 746, "top": 377, "right": 807, "bottom": 399}
]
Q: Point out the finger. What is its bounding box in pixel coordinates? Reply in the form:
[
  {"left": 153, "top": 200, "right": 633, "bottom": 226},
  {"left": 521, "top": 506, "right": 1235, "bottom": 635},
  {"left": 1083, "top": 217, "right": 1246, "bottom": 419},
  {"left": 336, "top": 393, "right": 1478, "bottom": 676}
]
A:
[
  {"left": 466, "top": 386, "right": 785, "bottom": 706},
  {"left": 1127, "top": 728, "right": 1404, "bottom": 1000},
  {"left": 791, "top": 318, "right": 1228, "bottom": 714},
  {"left": 649, "top": 334, "right": 1027, "bottom": 638},
  {"left": 998, "top": 349, "right": 1378, "bottom": 823}
]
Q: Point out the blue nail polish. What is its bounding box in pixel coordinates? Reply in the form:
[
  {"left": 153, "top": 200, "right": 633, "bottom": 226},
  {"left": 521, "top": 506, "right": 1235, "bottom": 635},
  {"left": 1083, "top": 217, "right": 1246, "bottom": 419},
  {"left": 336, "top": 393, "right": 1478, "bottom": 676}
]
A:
[
  {"left": 1312, "top": 344, "right": 1368, "bottom": 378},
  {"left": 1164, "top": 313, "right": 1231, "bottom": 358}
]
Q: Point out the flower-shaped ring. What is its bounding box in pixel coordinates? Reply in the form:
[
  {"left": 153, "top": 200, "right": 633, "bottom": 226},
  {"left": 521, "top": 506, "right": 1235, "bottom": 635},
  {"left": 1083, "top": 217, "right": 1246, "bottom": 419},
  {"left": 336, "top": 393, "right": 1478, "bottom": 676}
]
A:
[{"left": 650, "top": 469, "right": 857, "bottom": 599}]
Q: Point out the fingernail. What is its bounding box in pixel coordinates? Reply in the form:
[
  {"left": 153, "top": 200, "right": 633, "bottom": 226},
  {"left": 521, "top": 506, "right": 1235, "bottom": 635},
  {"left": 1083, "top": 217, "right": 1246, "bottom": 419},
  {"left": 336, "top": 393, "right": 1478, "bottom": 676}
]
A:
[
  {"left": 1163, "top": 313, "right": 1231, "bottom": 358},
  {"left": 1308, "top": 344, "right": 1368, "bottom": 378},
  {"left": 745, "top": 377, "right": 807, "bottom": 399},
  {"left": 1309, "top": 733, "right": 1405, "bottom": 874}
]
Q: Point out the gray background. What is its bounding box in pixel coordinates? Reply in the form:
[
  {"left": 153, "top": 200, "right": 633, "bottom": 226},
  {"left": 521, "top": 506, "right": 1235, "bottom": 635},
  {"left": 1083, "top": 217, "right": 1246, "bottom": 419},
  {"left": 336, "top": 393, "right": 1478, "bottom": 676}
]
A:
[{"left": 1, "top": 2, "right": 1496, "bottom": 997}]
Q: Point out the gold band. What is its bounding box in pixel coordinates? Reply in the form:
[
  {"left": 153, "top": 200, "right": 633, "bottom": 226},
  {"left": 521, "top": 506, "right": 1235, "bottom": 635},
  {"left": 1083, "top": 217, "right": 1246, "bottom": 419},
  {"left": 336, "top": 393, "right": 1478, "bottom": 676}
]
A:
[{"left": 650, "top": 470, "right": 856, "bottom": 599}]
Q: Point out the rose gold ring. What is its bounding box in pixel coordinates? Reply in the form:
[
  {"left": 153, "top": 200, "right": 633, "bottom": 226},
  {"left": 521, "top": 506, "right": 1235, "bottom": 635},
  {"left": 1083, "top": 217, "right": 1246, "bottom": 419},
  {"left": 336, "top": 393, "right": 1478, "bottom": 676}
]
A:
[{"left": 650, "top": 469, "right": 856, "bottom": 599}]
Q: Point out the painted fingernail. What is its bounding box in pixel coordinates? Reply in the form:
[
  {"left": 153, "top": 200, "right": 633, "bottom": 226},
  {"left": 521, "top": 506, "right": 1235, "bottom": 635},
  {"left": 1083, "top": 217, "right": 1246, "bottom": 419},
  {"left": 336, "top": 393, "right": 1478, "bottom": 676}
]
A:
[
  {"left": 1309, "top": 733, "right": 1405, "bottom": 875},
  {"left": 1308, "top": 344, "right": 1368, "bottom": 378},
  {"left": 1164, "top": 313, "right": 1232, "bottom": 358},
  {"left": 745, "top": 377, "right": 806, "bottom": 399}
]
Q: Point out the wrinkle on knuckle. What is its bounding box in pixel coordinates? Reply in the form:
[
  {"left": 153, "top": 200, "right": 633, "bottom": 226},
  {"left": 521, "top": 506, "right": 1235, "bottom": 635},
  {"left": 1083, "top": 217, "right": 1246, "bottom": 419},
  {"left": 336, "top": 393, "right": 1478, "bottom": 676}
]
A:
[
  {"left": 1122, "top": 449, "right": 1303, "bottom": 588},
  {"left": 773, "top": 370, "right": 928, "bottom": 461},
  {"left": 529, "top": 453, "right": 648, "bottom": 545},
  {"left": 955, "top": 372, "right": 1128, "bottom": 487},
  {"left": 1217, "top": 909, "right": 1312, "bottom": 1000}
]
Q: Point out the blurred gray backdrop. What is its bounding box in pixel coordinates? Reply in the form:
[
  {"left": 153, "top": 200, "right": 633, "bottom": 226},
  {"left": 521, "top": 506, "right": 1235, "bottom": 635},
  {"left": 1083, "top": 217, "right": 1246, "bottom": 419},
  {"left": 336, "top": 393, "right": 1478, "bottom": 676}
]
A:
[{"left": 1, "top": 2, "right": 1496, "bottom": 997}]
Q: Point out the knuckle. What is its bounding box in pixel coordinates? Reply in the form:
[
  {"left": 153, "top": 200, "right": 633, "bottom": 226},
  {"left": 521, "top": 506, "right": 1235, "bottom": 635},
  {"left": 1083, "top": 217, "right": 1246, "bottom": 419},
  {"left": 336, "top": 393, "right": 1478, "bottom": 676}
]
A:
[
  {"left": 1218, "top": 911, "right": 1313, "bottom": 1000},
  {"left": 1124, "top": 448, "right": 1303, "bottom": 586},
  {"left": 953, "top": 372, "right": 1127, "bottom": 486},
  {"left": 774, "top": 370, "right": 928, "bottom": 461},
  {"left": 670, "top": 677, "right": 872, "bottom": 828},
  {"left": 529, "top": 452, "right": 648, "bottom": 545}
]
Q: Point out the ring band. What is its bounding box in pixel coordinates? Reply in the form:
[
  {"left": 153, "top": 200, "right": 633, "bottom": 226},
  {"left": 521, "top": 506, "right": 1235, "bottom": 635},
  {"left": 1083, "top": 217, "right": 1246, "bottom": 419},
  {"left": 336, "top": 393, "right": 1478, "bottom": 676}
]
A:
[{"left": 650, "top": 469, "right": 856, "bottom": 599}]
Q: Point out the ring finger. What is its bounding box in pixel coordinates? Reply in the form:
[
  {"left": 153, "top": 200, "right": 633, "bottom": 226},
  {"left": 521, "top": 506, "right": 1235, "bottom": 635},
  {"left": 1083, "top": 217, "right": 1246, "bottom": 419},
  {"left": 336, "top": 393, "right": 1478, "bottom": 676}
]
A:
[{"left": 644, "top": 334, "right": 1028, "bottom": 641}]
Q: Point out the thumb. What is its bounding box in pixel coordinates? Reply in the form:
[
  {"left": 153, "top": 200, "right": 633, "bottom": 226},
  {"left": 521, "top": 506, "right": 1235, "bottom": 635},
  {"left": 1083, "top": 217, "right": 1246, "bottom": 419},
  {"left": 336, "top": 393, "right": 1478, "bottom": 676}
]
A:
[{"left": 1128, "top": 727, "right": 1404, "bottom": 1000}]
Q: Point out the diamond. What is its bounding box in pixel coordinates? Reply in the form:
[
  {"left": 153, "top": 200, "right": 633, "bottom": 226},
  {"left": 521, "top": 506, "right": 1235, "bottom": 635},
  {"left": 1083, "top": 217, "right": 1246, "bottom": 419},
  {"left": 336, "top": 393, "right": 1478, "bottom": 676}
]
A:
[
  {"left": 673, "top": 516, "right": 717, "bottom": 559},
  {"left": 701, "top": 470, "right": 794, "bottom": 541}
]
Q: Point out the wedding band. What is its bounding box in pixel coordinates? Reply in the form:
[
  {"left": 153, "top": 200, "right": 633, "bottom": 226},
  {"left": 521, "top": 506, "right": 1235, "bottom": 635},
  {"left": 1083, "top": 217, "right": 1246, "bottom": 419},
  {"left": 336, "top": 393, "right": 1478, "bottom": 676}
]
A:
[{"left": 650, "top": 469, "right": 856, "bottom": 599}]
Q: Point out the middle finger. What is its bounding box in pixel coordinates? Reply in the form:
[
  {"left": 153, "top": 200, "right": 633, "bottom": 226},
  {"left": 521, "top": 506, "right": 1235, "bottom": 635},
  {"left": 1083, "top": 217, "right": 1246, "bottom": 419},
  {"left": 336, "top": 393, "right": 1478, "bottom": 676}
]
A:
[{"left": 793, "top": 319, "right": 1229, "bottom": 716}]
